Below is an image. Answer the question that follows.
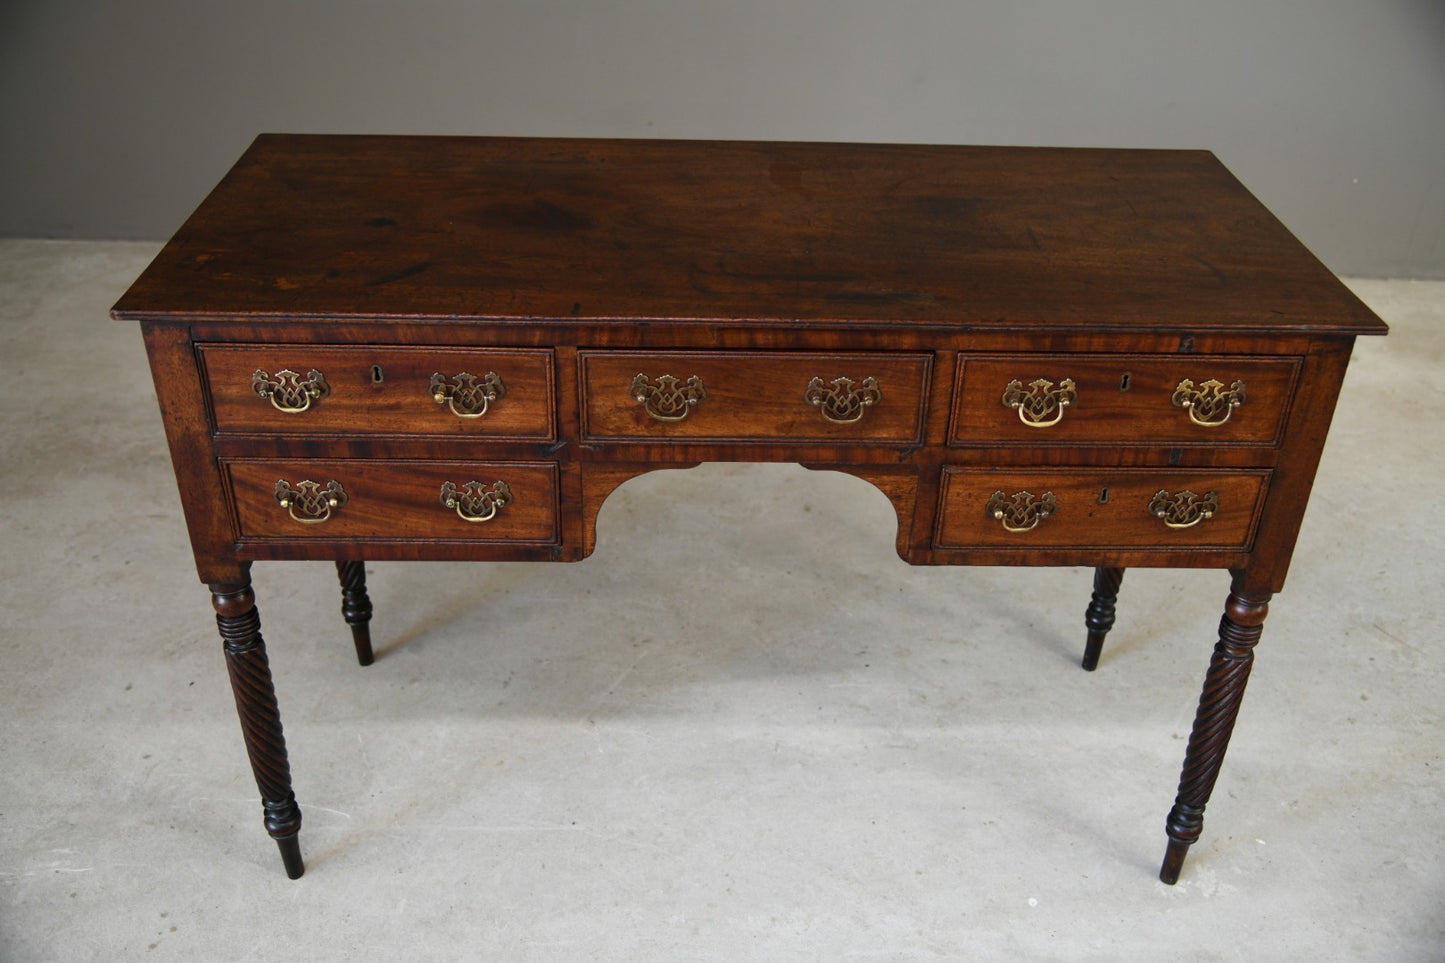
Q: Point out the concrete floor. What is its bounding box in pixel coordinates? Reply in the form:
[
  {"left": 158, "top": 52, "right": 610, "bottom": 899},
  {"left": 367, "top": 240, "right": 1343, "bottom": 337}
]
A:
[{"left": 0, "top": 239, "right": 1440, "bottom": 961}]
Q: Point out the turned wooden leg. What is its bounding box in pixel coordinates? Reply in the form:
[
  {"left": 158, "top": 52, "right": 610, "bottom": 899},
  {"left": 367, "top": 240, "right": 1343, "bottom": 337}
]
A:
[
  {"left": 1159, "top": 587, "right": 1271, "bottom": 885},
  {"left": 210, "top": 576, "right": 305, "bottom": 879},
  {"left": 335, "top": 560, "right": 374, "bottom": 666},
  {"left": 1081, "top": 566, "right": 1125, "bottom": 671}
]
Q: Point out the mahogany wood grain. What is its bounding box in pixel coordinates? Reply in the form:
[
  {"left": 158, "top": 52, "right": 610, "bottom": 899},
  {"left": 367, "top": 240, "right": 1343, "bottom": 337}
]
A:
[
  {"left": 182, "top": 320, "right": 1323, "bottom": 356},
  {"left": 202, "top": 345, "right": 556, "bottom": 439},
  {"left": 1227, "top": 339, "right": 1357, "bottom": 595},
  {"left": 949, "top": 354, "right": 1299, "bottom": 447},
  {"left": 934, "top": 468, "right": 1268, "bottom": 551},
  {"left": 114, "top": 136, "right": 1387, "bottom": 884},
  {"left": 112, "top": 136, "right": 1385, "bottom": 336},
  {"left": 580, "top": 350, "right": 930, "bottom": 443},
  {"left": 226, "top": 459, "right": 560, "bottom": 542}
]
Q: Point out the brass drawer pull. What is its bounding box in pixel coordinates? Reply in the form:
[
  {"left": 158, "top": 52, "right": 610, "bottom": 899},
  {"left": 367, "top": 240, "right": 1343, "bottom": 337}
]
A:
[
  {"left": 1172, "top": 378, "right": 1246, "bottom": 427},
  {"left": 805, "top": 376, "right": 881, "bottom": 424},
  {"left": 440, "top": 479, "right": 512, "bottom": 523},
  {"left": 1002, "top": 378, "right": 1076, "bottom": 427},
  {"left": 986, "top": 489, "right": 1057, "bottom": 533},
  {"left": 253, "top": 368, "right": 329, "bottom": 413},
  {"left": 1149, "top": 489, "right": 1218, "bottom": 529},
  {"left": 430, "top": 371, "right": 505, "bottom": 418},
  {"left": 273, "top": 479, "right": 346, "bottom": 524},
  {"left": 632, "top": 373, "right": 706, "bottom": 422}
]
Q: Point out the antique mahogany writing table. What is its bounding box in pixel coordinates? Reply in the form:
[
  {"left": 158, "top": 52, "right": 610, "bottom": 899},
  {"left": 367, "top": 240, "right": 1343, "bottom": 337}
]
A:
[{"left": 113, "top": 135, "right": 1387, "bottom": 883}]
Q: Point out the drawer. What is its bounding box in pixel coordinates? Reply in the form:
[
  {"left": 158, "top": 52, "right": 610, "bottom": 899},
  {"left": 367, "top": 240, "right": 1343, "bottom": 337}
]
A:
[
  {"left": 949, "top": 354, "right": 1299, "bottom": 446},
  {"left": 225, "top": 459, "right": 560, "bottom": 542},
  {"left": 201, "top": 346, "right": 555, "bottom": 439},
  {"left": 934, "top": 468, "right": 1269, "bottom": 550},
  {"left": 580, "top": 351, "right": 931, "bottom": 442}
]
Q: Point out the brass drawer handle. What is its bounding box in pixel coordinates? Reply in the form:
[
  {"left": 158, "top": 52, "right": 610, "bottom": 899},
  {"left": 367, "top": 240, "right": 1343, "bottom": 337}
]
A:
[
  {"left": 632, "top": 373, "right": 706, "bottom": 422},
  {"left": 986, "top": 489, "right": 1057, "bottom": 533},
  {"left": 1002, "top": 378, "right": 1076, "bottom": 427},
  {"left": 805, "top": 376, "right": 881, "bottom": 424},
  {"left": 1172, "top": 378, "right": 1246, "bottom": 427},
  {"left": 274, "top": 479, "right": 346, "bottom": 524},
  {"left": 1149, "top": 489, "right": 1218, "bottom": 529},
  {"left": 431, "top": 371, "right": 505, "bottom": 418},
  {"left": 440, "top": 479, "right": 513, "bottom": 523},
  {"left": 253, "top": 368, "right": 329, "bottom": 413}
]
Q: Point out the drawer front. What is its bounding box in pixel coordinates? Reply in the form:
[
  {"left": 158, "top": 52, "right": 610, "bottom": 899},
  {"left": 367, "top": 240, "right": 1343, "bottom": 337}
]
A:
[
  {"left": 581, "top": 351, "right": 931, "bottom": 442},
  {"left": 949, "top": 354, "right": 1299, "bottom": 446},
  {"left": 202, "top": 346, "right": 555, "bottom": 439},
  {"left": 226, "top": 459, "right": 560, "bottom": 542},
  {"left": 934, "top": 468, "right": 1269, "bottom": 550}
]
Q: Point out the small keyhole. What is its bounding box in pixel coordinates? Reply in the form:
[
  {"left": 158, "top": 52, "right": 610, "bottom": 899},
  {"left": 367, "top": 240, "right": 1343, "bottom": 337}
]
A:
[
  {"left": 370, "top": 364, "right": 384, "bottom": 384},
  {"left": 1098, "top": 487, "right": 1110, "bottom": 504},
  {"left": 1119, "top": 373, "right": 1132, "bottom": 391}
]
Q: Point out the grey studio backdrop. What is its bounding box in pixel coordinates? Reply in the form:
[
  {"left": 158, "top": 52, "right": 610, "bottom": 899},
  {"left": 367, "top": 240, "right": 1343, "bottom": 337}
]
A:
[{"left": 1, "top": 0, "right": 1441, "bottom": 279}]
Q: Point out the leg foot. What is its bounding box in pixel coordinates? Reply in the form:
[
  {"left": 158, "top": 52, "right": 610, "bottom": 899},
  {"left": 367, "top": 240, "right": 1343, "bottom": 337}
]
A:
[
  {"left": 1159, "top": 587, "right": 1270, "bottom": 884},
  {"left": 1159, "top": 837, "right": 1190, "bottom": 885},
  {"left": 275, "top": 833, "right": 305, "bottom": 880},
  {"left": 211, "top": 577, "right": 305, "bottom": 879},
  {"left": 1082, "top": 567, "right": 1125, "bottom": 671},
  {"left": 1156, "top": 838, "right": 1190, "bottom": 879},
  {"left": 335, "top": 560, "right": 374, "bottom": 666}
]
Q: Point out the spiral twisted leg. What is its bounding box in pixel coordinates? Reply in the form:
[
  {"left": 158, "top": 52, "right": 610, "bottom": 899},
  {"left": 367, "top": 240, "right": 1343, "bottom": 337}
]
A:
[
  {"left": 211, "top": 579, "right": 305, "bottom": 879},
  {"left": 1159, "top": 589, "right": 1270, "bottom": 884},
  {"left": 335, "top": 560, "right": 375, "bottom": 666},
  {"left": 1081, "top": 566, "right": 1125, "bottom": 671}
]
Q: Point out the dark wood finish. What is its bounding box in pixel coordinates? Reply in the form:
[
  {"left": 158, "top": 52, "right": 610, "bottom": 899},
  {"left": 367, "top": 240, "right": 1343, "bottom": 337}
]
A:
[
  {"left": 202, "top": 345, "right": 556, "bottom": 439},
  {"left": 934, "top": 468, "right": 1268, "bottom": 550},
  {"left": 949, "top": 354, "right": 1299, "bottom": 447},
  {"left": 115, "top": 135, "right": 1386, "bottom": 883},
  {"left": 210, "top": 573, "right": 304, "bottom": 879},
  {"left": 111, "top": 135, "right": 1384, "bottom": 335},
  {"left": 580, "top": 351, "right": 931, "bottom": 443},
  {"left": 335, "top": 560, "right": 374, "bottom": 666},
  {"left": 1161, "top": 584, "right": 1271, "bottom": 884},
  {"left": 1082, "top": 566, "right": 1126, "bottom": 671},
  {"left": 225, "top": 459, "right": 560, "bottom": 542}
]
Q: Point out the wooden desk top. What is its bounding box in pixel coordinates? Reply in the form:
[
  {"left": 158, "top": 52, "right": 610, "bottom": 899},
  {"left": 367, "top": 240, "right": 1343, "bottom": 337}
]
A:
[{"left": 113, "top": 135, "right": 1384, "bottom": 336}]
